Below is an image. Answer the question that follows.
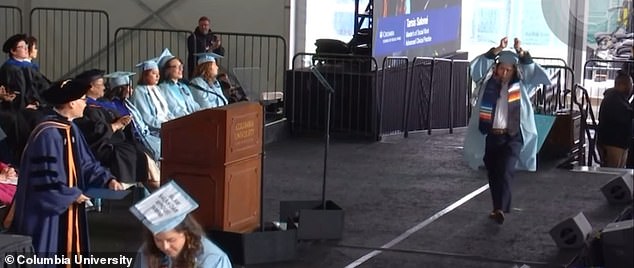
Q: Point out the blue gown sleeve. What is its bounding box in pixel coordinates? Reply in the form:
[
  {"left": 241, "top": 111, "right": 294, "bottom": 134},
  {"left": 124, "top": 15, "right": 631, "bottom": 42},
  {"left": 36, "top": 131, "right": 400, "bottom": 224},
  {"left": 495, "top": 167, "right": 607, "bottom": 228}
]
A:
[
  {"left": 198, "top": 237, "right": 232, "bottom": 268},
  {"left": 190, "top": 78, "right": 214, "bottom": 109},
  {"left": 182, "top": 84, "right": 201, "bottom": 113},
  {"left": 469, "top": 49, "right": 496, "bottom": 84},
  {"left": 517, "top": 52, "right": 552, "bottom": 95},
  {"left": 20, "top": 127, "right": 82, "bottom": 214},
  {"left": 130, "top": 85, "right": 163, "bottom": 133},
  {"left": 126, "top": 101, "right": 162, "bottom": 160}
]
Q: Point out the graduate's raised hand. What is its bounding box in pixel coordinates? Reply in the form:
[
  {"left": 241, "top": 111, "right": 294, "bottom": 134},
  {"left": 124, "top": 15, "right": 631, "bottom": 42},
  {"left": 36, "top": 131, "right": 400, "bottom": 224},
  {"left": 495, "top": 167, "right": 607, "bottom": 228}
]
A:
[{"left": 499, "top": 37, "right": 508, "bottom": 49}]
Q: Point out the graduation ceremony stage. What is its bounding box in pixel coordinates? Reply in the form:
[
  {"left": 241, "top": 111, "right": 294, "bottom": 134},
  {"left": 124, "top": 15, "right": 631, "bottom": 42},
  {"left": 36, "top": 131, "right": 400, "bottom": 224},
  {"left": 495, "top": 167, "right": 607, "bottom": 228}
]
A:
[{"left": 85, "top": 127, "right": 631, "bottom": 268}]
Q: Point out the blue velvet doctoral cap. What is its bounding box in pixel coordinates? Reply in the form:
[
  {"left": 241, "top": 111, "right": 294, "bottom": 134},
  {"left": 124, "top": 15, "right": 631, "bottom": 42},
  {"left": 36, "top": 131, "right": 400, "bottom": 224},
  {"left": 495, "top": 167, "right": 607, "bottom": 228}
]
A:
[
  {"left": 129, "top": 181, "right": 199, "bottom": 234},
  {"left": 496, "top": 50, "right": 519, "bottom": 65},
  {"left": 157, "top": 48, "right": 176, "bottom": 69},
  {"left": 41, "top": 79, "right": 90, "bottom": 105},
  {"left": 104, "top": 71, "right": 136, "bottom": 88},
  {"left": 194, "top": 52, "right": 223, "bottom": 65},
  {"left": 135, "top": 59, "right": 159, "bottom": 71},
  {"left": 2, "top": 34, "right": 27, "bottom": 53}
]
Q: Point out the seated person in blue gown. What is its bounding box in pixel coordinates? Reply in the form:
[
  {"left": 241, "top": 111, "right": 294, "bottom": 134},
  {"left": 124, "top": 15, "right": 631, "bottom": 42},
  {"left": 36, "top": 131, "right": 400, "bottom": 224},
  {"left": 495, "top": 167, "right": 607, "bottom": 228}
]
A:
[
  {"left": 103, "top": 71, "right": 162, "bottom": 187},
  {"left": 131, "top": 181, "right": 232, "bottom": 268},
  {"left": 10, "top": 79, "right": 124, "bottom": 259},
  {"left": 189, "top": 52, "right": 229, "bottom": 109},
  {"left": 129, "top": 59, "right": 174, "bottom": 138},
  {"left": 157, "top": 48, "right": 200, "bottom": 117},
  {"left": 74, "top": 69, "right": 150, "bottom": 186}
]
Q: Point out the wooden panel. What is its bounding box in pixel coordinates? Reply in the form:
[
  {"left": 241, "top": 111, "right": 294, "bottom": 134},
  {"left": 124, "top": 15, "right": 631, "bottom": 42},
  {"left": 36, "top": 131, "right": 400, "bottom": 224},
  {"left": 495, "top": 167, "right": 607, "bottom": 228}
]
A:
[
  {"left": 225, "top": 156, "right": 261, "bottom": 232},
  {"left": 161, "top": 102, "right": 263, "bottom": 167},
  {"left": 166, "top": 172, "right": 221, "bottom": 231}
]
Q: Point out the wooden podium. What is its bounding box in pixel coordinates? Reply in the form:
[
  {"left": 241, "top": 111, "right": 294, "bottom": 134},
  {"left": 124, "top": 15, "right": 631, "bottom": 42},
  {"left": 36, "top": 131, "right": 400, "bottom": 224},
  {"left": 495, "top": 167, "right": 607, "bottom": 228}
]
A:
[{"left": 161, "top": 102, "right": 263, "bottom": 233}]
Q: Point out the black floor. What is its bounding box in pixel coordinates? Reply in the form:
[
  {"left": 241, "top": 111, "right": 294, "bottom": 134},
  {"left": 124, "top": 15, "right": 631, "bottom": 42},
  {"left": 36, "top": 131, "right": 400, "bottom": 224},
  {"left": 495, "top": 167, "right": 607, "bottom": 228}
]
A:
[{"left": 88, "top": 127, "right": 629, "bottom": 267}]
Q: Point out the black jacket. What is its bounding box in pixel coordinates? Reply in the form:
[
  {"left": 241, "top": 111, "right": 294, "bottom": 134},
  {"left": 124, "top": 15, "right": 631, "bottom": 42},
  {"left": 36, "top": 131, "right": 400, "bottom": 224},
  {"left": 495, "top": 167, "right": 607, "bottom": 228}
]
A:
[
  {"left": 187, "top": 27, "right": 225, "bottom": 78},
  {"left": 597, "top": 88, "right": 634, "bottom": 149}
]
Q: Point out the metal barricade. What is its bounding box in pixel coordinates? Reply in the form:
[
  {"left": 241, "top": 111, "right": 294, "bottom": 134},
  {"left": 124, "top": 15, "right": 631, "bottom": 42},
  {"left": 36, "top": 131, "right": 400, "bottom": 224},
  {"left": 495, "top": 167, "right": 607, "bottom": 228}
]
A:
[
  {"left": 378, "top": 56, "right": 408, "bottom": 137},
  {"left": 582, "top": 59, "right": 634, "bottom": 117},
  {"left": 533, "top": 57, "right": 567, "bottom": 67},
  {"left": 404, "top": 57, "right": 470, "bottom": 137},
  {"left": 534, "top": 65, "right": 576, "bottom": 114},
  {"left": 0, "top": 5, "right": 22, "bottom": 63},
  {"left": 288, "top": 53, "right": 378, "bottom": 138},
  {"left": 30, "top": 8, "right": 109, "bottom": 80},
  {"left": 113, "top": 27, "right": 191, "bottom": 76},
  {"left": 212, "top": 32, "right": 287, "bottom": 106}
]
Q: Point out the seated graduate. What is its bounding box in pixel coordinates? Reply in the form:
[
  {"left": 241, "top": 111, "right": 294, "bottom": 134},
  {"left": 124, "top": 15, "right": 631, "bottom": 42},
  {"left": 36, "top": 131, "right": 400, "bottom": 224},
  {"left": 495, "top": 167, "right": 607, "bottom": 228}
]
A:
[
  {"left": 129, "top": 58, "right": 174, "bottom": 137},
  {"left": 189, "top": 52, "right": 229, "bottom": 109},
  {"left": 9, "top": 79, "right": 124, "bottom": 258},
  {"left": 0, "top": 161, "right": 17, "bottom": 205},
  {"left": 73, "top": 69, "right": 152, "bottom": 187},
  {"left": 157, "top": 48, "right": 200, "bottom": 117},
  {"left": 102, "top": 71, "right": 162, "bottom": 186},
  {"left": 131, "top": 182, "right": 231, "bottom": 268}
]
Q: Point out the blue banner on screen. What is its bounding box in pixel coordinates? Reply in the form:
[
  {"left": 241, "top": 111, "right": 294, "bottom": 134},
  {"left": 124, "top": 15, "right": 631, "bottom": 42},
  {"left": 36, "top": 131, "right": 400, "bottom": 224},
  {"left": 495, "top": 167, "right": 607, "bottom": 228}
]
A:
[{"left": 374, "top": 5, "right": 461, "bottom": 57}]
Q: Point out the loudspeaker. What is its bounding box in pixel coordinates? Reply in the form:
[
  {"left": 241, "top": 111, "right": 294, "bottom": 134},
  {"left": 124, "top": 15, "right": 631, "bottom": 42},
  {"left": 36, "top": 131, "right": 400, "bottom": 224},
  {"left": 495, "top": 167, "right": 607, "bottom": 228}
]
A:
[
  {"left": 549, "top": 212, "right": 593, "bottom": 249},
  {"left": 601, "top": 173, "right": 633, "bottom": 205},
  {"left": 602, "top": 219, "right": 633, "bottom": 268}
]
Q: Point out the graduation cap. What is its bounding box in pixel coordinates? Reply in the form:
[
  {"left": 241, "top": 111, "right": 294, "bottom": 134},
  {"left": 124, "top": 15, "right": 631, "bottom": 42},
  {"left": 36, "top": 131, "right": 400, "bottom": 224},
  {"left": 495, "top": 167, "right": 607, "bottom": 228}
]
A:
[
  {"left": 129, "top": 181, "right": 199, "bottom": 234},
  {"left": 157, "top": 48, "right": 176, "bottom": 69},
  {"left": 41, "top": 79, "right": 90, "bottom": 105},
  {"left": 104, "top": 71, "right": 136, "bottom": 88},
  {"left": 496, "top": 50, "right": 519, "bottom": 65},
  {"left": 2, "top": 34, "right": 28, "bottom": 53},
  {"left": 194, "top": 52, "right": 223, "bottom": 65},
  {"left": 136, "top": 58, "right": 159, "bottom": 71}
]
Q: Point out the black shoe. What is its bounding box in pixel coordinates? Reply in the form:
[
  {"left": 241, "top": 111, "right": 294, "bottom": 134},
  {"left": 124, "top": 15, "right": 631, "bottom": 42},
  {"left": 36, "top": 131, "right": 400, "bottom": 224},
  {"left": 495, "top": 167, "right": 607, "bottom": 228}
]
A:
[{"left": 488, "top": 210, "right": 505, "bottom": 224}]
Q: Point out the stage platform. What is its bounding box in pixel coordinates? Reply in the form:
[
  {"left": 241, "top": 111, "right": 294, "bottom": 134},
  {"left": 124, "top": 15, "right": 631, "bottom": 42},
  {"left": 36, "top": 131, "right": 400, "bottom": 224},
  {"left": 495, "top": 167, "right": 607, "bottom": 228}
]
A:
[{"left": 86, "top": 127, "right": 629, "bottom": 267}]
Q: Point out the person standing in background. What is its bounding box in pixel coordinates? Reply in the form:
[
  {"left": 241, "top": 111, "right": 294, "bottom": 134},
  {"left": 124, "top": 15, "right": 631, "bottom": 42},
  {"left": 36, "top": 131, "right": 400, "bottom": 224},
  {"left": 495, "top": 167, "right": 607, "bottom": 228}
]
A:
[
  {"left": 187, "top": 16, "right": 225, "bottom": 79},
  {"left": 597, "top": 70, "right": 633, "bottom": 168}
]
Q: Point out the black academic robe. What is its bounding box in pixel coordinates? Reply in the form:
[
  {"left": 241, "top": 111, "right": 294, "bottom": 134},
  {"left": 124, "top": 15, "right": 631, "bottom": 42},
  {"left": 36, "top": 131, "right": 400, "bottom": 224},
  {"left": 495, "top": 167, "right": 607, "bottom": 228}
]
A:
[
  {"left": 10, "top": 114, "right": 113, "bottom": 264},
  {"left": 0, "top": 59, "right": 50, "bottom": 110},
  {"left": 0, "top": 59, "right": 49, "bottom": 165},
  {"left": 74, "top": 101, "right": 148, "bottom": 183}
]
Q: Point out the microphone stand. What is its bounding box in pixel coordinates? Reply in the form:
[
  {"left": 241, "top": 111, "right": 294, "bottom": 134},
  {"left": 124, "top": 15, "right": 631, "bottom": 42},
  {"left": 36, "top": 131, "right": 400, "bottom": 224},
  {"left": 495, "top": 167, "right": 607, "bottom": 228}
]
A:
[{"left": 309, "top": 65, "right": 335, "bottom": 210}]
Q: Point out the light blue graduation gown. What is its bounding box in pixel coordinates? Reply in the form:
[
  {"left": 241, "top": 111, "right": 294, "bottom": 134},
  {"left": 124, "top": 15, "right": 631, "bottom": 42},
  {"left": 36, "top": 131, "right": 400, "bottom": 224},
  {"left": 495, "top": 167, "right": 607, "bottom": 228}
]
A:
[
  {"left": 190, "top": 77, "right": 228, "bottom": 109},
  {"left": 134, "top": 237, "right": 232, "bottom": 268},
  {"left": 463, "top": 51, "right": 551, "bottom": 171},
  {"left": 158, "top": 80, "right": 201, "bottom": 118},
  {"left": 124, "top": 100, "right": 162, "bottom": 161},
  {"left": 129, "top": 85, "right": 174, "bottom": 136}
]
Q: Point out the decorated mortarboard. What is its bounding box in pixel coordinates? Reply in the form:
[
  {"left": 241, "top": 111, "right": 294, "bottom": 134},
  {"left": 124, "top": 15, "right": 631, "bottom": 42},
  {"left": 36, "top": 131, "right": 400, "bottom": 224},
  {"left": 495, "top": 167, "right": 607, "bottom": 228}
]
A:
[
  {"left": 496, "top": 50, "right": 519, "bottom": 65},
  {"left": 135, "top": 58, "right": 159, "bottom": 71},
  {"left": 2, "top": 34, "right": 28, "bottom": 53},
  {"left": 157, "top": 48, "right": 176, "bottom": 69},
  {"left": 41, "top": 79, "right": 90, "bottom": 105},
  {"left": 104, "top": 71, "right": 136, "bottom": 88},
  {"left": 129, "top": 181, "right": 199, "bottom": 234},
  {"left": 194, "top": 52, "right": 223, "bottom": 65}
]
